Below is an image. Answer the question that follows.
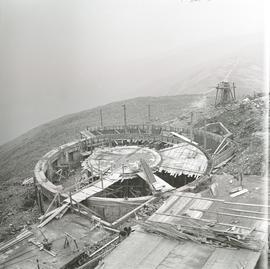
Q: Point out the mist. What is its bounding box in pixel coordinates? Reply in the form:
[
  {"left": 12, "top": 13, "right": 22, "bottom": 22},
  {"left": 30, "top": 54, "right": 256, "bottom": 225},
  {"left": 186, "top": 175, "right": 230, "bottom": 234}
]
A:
[{"left": 0, "top": 0, "right": 264, "bottom": 145}]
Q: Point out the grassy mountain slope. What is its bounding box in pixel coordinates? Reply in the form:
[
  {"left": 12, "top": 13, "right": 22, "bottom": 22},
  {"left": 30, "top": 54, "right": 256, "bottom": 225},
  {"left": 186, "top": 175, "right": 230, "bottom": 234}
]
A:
[
  {"left": 0, "top": 94, "right": 201, "bottom": 181},
  {"left": 0, "top": 94, "right": 202, "bottom": 240}
]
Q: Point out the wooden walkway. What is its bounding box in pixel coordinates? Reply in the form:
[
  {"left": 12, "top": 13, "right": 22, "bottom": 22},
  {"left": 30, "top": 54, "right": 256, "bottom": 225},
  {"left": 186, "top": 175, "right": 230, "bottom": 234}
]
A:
[
  {"left": 38, "top": 174, "right": 122, "bottom": 228},
  {"left": 64, "top": 174, "right": 121, "bottom": 203}
]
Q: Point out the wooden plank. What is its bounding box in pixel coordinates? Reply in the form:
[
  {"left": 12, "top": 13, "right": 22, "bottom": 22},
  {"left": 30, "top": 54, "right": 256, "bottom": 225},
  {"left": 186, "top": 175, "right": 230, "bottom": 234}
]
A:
[
  {"left": 154, "top": 212, "right": 266, "bottom": 233},
  {"left": 137, "top": 172, "right": 174, "bottom": 193},
  {"left": 0, "top": 231, "right": 33, "bottom": 252},
  {"left": 220, "top": 207, "right": 266, "bottom": 216},
  {"left": 170, "top": 131, "right": 198, "bottom": 145},
  {"left": 64, "top": 175, "right": 121, "bottom": 204},
  {"left": 72, "top": 198, "right": 102, "bottom": 218},
  {"left": 190, "top": 209, "right": 270, "bottom": 222},
  {"left": 40, "top": 192, "right": 59, "bottom": 222},
  {"left": 38, "top": 204, "right": 68, "bottom": 228},
  {"left": 112, "top": 197, "right": 156, "bottom": 227},
  {"left": 38, "top": 208, "right": 58, "bottom": 221},
  {"left": 215, "top": 141, "right": 229, "bottom": 155},
  {"left": 172, "top": 194, "right": 270, "bottom": 208},
  {"left": 230, "top": 189, "right": 248, "bottom": 197},
  {"left": 140, "top": 159, "right": 156, "bottom": 185},
  {"left": 213, "top": 137, "right": 227, "bottom": 154}
]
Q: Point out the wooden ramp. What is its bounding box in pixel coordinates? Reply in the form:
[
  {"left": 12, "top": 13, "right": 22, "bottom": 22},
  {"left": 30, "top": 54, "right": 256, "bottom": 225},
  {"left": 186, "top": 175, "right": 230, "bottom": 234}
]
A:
[
  {"left": 137, "top": 172, "right": 174, "bottom": 193},
  {"left": 38, "top": 174, "right": 122, "bottom": 228},
  {"left": 64, "top": 174, "right": 121, "bottom": 203}
]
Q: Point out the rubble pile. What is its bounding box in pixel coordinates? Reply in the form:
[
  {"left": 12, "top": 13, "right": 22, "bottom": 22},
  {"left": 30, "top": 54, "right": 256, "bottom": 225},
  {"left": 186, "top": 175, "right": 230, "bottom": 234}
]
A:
[
  {"left": 136, "top": 196, "right": 165, "bottom": 219},
  {"left": 207, "top": 94, "right": 266, "bottom": 176}
]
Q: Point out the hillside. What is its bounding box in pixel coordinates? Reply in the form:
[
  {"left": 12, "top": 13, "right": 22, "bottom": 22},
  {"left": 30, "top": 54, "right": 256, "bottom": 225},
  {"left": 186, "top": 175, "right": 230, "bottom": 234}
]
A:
[
  {"left": 0, "top": 90, "right": 267, "bottom": 242},
  {"left": 0, "top": 94, "right": 202, "bottom": 240}
]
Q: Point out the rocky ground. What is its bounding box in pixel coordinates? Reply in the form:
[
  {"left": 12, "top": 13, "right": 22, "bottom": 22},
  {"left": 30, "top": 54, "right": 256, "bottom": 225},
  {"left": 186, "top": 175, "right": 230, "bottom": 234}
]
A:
[
  {"left": 208, "top": 93, "right": 266, "bottom": 176},
  {"left": 173, "top": 91, "right": 267, "bottom": 176}
]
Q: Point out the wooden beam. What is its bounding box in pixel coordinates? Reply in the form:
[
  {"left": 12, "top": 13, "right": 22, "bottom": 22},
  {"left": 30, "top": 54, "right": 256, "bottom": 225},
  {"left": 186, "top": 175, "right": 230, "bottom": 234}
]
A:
[
  {"left": 102, "top": 226, "right": 120, "bottom": 233},
  {"left": 172, "top": 194, "right": 270, "bottom": 208},
  {"left": 224, "top": 201, "right": 270, "bottom": 208},
  {"left": 111, "top": 196, "right": 156, "bottom": 227},
  {"left": 38, "top": 204, "right": 68, "bottom": 228},
  {"left": 71, "top": 198, "right": 102, "bottom": 218},
  {"left": 153, "top": 212, "right": 266, "bottom": 233},
  {"left": 40, "top": 193, "right": 59, "bottom": 221},
  {"left": 145, "top": 220, "right": 248, "bottom": 236},
  {"left": 220, "top": 207, "right": 267, "bottom": 216},
  {"left": 189, "top": 208, "right": 270, "bottom": 222},
  {"left": 62, "top": 175, "right": 95, "bottom": 193},
  {"left": 215, "top": 141, "right": 229, "bottom": 155},
  {"left": 213, "top": 137, "right": 227, "bottom": 154}
]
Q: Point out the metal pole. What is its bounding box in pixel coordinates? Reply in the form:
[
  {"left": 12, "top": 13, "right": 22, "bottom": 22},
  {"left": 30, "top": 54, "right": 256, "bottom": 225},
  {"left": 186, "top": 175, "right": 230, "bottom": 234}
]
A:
[
  {"left": 100, "top": 109, "right": 103, "bottom": 127},
  {"left": 122, "top": 104, "right": 127, "bottom": 132},
  {"left": 148, "top": 104, "right": 151, "bottom": 122}
]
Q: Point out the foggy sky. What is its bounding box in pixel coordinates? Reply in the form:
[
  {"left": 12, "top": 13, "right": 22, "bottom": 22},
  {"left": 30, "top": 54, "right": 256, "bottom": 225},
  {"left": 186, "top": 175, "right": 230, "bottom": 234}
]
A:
[{"left": 0, "top": 0, "right": 264, "bottom": 145}]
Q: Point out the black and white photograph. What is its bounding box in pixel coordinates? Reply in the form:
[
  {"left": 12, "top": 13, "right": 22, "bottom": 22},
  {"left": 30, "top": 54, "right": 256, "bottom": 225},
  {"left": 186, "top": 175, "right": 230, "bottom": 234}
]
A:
[{"left": 0, "top": 0, "right": 268, "bottom": 268}]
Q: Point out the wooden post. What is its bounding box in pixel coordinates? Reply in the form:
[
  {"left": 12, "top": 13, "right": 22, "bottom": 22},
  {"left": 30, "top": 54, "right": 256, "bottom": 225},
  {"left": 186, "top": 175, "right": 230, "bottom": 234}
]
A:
[
  {"left": 41, "top": 193, "right": 59, "bottom": 220},
  {"left": 36, "top": 190, "right": 41, "bottom": 214},
  {"left": 39, "top": 188, "right": 45, "bottom": 215}
]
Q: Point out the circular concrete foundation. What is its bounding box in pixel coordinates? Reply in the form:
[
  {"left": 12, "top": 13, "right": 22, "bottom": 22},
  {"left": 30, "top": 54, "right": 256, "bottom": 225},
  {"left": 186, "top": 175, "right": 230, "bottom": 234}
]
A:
[
  {"left": 34, "top": 124, "right": 214, "bottom": 223},
  {"left": 83, "top": 146, "right": 162, "bottom": 177}
]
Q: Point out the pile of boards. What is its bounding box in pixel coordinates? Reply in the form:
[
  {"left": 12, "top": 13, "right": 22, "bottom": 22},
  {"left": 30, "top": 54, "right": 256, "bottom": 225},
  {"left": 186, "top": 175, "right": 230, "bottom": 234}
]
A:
[
  {"left": 0, "top": 230, "right": 33, "bottom": 253},
  {"left": 138, "top": 220, "right": 264, "bottom": 252}
]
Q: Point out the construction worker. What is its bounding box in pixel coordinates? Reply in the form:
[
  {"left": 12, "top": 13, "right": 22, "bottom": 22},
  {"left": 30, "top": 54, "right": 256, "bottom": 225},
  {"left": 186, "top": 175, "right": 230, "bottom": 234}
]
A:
[{"left": 238, "top": 166, "right": 243, "bottom": 187}]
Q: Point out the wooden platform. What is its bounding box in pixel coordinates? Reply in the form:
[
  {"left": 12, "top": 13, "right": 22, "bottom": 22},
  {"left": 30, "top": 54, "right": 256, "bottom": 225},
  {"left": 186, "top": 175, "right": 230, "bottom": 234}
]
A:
[
  {"left": 101, "top": 185, "right": 267, "bottom": 269},
  {"left": 64, "top": 174, "right": 121, "bottom": 203},
  {"left": 159, "top": 142, "right": 208, "bottom": 178}
]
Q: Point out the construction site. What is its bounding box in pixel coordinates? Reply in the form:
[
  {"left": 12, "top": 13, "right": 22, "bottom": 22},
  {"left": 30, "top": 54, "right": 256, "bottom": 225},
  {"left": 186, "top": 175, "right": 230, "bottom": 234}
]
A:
[{"left": 0, "top": 80, "right": 268, "bottom": 269}]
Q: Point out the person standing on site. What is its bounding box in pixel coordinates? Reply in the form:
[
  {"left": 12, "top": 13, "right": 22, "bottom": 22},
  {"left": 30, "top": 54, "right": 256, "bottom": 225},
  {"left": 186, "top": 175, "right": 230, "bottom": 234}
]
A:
[{"left": 238, "top": 166, "right": 243, "bottom": 187}]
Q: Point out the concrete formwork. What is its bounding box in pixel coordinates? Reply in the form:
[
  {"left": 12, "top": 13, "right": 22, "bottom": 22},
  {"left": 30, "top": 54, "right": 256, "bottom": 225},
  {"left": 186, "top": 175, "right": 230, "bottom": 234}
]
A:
[{"left": 34, "top": 124, "right": 235, "bottom": 225}]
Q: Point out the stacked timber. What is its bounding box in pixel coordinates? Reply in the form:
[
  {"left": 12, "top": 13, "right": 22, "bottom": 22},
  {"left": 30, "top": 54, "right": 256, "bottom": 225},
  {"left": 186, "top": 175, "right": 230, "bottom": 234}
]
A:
[
  {"left": 0, "top": 230, "right": 33, "bottom": 253},
  {"left": 138, "top": 220, "right": 264, "bottom": 252}
]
